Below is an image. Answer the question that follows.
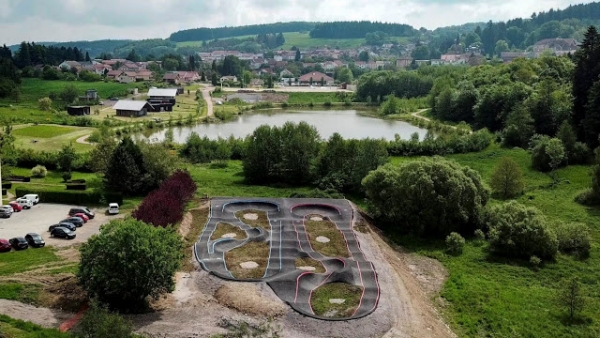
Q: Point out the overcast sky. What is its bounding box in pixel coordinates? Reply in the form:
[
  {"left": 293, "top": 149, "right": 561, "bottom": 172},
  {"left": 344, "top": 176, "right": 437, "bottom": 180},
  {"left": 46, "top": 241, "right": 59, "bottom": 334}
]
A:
[{"left": 0, "top": 0, "right": 594, "bottom": 45}]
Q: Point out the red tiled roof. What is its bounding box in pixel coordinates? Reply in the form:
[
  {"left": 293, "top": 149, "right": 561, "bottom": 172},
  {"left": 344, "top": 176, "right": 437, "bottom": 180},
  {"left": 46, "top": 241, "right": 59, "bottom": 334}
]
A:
[{"left": 298, "top": 72, "right": 333, "bottom": 82}]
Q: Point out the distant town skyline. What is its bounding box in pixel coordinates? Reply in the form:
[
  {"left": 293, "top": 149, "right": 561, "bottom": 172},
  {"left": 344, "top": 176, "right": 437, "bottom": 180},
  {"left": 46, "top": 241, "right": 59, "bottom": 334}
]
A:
[{"left": 0, "top": 0, "right": 594, "bottom": 45}]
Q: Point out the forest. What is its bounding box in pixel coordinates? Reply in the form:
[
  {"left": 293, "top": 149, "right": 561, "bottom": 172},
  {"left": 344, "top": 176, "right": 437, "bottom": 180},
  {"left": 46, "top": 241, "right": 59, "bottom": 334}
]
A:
[
  {"left": 168, "top": 22, "right": 314, "bottom": 42},
  {"left": 309, "top": 21, "right": 418, "bottom": 39}
]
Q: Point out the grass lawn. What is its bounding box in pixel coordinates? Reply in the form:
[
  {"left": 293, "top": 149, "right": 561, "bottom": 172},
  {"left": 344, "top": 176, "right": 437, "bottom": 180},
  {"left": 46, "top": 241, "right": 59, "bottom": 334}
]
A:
[
  {"left": 210, "top": 222, "right": 247, "bottom": 241},
  {"left": 0, "top": 247, "right": 61, "bottom": 276},
  {"left": 311, "top": 282, "right": 362, "bottom": 318},
  {"left": 182, "top": 207, "right": 209, "bottom": 271},
  {"left": 235, "top": 209, "right": 271, "bottom": 230},
  {"left": 388, "top": 143, "right": 600, "bottom": 338},
  {"left": 295, "top": 257, "right": 326, "bottom": 273},
  {"left": 12, "top": 124, "right": 95, "bottom": 153},
  {"left": 225, "top": 241, "right": 270, "bottom": 279},
  {"left": 280, "top": 32, "right": 365, "bottom": 49},
  {"left": 304, "top": 216, "right": 350, "bottom": 258},
  {"left": 285, "top": 92, "right": 346, "bottom": 104},
  {"left": 0, "top": 314, "right": 69, "bottom": 338}
]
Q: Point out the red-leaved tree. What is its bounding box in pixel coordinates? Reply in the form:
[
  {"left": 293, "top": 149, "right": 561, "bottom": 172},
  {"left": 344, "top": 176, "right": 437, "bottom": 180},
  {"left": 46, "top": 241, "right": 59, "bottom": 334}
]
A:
[{"left": 132, "top": 170, "right": 197, "bottom": 227}]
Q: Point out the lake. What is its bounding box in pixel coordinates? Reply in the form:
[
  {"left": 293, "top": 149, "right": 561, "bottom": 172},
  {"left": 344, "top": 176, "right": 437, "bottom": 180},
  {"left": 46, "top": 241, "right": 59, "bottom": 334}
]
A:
[{"left": 142, "top": 109, "right": 428, "bottom": 143}]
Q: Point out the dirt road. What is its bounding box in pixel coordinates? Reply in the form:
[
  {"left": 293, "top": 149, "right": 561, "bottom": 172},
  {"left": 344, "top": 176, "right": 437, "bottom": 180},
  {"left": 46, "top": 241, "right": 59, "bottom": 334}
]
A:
[{"left": 202, "top": 87, "right": 214, "bottom": 117}]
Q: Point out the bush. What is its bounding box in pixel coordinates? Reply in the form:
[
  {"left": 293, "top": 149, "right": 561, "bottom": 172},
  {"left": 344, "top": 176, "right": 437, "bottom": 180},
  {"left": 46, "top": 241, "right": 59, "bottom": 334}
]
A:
[
  {"left": 362, "top": 157, "right": 489, "bottom": 238},
  {"left": 554, "top": 221, "right": 591, "bottom": 257},
  {"left": 485, "top": 201, "right": 558, "bottom": 260},
  {"left": 30, "top": 165, "right": 47, "bottom": 178},
  {"left": 15, "top": 187, "right": 123, "bottom": 205},
  {"left": 78, "top": 219, "right": 183, "bottom": 310},
  {"left": 62, "top": 171, "right": 72, "bottom": 182},
  {"left": 474, "top": 229, "right": 486, "bottom": 243},
  {"left": 77, "top": 301, "right": 137, "bottom": 338},
  {"left": 445, "top": 232, "right": 465, "bottom": 255},
  {"left": 529, "top": 255, "right": 542, "bottom": 270},
  {"left": 490, "top": 157, "right": 524, "bottom": 199},
  {"left": 65, "top": 184, "right": 86, "bottom": 190}
]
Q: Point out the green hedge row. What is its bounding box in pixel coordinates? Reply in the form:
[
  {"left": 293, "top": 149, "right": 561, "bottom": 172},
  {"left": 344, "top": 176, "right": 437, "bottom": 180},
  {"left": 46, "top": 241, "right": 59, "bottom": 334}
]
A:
[{"left": 15, "top": 187, "right": 123, "bottom": 206}]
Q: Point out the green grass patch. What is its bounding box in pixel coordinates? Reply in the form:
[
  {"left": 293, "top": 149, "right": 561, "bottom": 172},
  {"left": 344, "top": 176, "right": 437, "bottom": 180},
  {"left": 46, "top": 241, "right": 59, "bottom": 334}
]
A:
[
  {"left": 12, "top": 125, "right": 77, "bottom": 138},
  {"left": 281, "top": 32, "right": 365, "bottom": 49},
  {"left": 182, "top": 206, "right": 210, "bottom": 272},
  {"left": 0, "top": 314, "right": 69, "bottom": 338},
  {"left": 311, "top": 282, "right": 362, "bottom": 318},
  {"left": 186, "top": 161, "right": 312, "bottom": 198},
  {"left": 304, "top": 215, "right": 350, "bottom": 258},
  {"left": 0, "top": 283, "right": 41, "bottom": 304},
  {"left": 210, "top": 222, "right": 247, "bottom": 241},
  {"left": 0, "top": 247, "right": 61, "bottom": 276},
  {"left": 235, "top": 209, "right": 271, "bottom": 230},
  {"left": 46, "top": 264, "right": 79, "bottom": 275},
  {"left": 225, "top": 241, "right": 270, "bottom": 279},
  {"left": 295, "top": 257, "right": 326, "bottom": 273},
  {"left": 388, "top": 143, "right": 600, "bottom": 337},
  {"left": 285, "top": 92, "right": 344, "bottom": 104}
]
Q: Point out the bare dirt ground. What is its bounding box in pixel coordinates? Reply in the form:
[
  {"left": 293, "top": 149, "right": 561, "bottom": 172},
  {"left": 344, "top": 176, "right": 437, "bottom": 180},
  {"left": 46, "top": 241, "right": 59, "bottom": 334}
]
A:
[{"left": 0, "top": 299, "right": 72, "bottom": 328}]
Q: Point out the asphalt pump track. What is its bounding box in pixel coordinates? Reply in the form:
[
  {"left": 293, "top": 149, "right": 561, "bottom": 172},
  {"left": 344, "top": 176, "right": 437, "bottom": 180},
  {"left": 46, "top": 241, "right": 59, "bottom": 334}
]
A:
[{"left": 194, "top": 197, "right": 380, "bottom": 320}]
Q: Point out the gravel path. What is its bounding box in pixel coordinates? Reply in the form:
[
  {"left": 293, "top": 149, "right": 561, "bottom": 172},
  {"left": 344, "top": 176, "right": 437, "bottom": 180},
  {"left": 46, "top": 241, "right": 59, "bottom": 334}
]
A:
[
  {"left": 202, "top": 87, "right": 214, "bottom": 117},
  {"left": 0, "top": 299, "right": 72, "bottom": 328}
]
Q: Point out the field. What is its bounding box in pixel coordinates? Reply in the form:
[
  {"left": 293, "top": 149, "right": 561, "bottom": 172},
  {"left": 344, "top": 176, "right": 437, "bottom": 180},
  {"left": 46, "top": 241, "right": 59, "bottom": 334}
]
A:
[
  {"left": 390, "top": 144, "right": 600, "bottom": 338},
  {"left": 12, "top": 124, "right": 95, "bottom": 152}
]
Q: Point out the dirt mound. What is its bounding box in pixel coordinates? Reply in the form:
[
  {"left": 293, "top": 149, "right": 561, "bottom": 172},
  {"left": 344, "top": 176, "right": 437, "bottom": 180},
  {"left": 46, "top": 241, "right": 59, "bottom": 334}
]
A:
[
  {"left": 215, "top": 283, "right": 287, "bottom": 318},
  {"left": 41, "top": 276, "right": 87, "bottom": 312}
]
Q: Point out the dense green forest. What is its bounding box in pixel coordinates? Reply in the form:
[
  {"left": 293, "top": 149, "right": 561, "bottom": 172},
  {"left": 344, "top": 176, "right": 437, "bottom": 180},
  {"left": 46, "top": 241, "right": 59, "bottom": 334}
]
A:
[
  {"left": 168, "top": 22, "right": 314, "bottom": 42},
  {"left": 309, "top": 21, "right": 418, "bottom": 39}
]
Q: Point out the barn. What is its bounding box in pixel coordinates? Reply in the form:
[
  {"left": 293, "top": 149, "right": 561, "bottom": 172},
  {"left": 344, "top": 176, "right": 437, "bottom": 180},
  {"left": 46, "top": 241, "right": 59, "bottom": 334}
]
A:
[
  {"left": 67, "top": 106, "right": 91, "bottom": 116},
  {"left": 147, "top": 88, "right": 178, "bottom": 112},
  {"left": 113, "top": 100, "right": 153, "bottom": 117}
]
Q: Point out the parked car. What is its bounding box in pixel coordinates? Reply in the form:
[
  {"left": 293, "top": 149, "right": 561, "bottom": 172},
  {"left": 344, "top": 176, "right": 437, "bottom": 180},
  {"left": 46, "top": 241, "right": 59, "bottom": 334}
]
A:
[
  {"left": 24, "top": 233, "right": 45, "bottom": 248},
  {"left": 49, "top": 222, "right": 76, "bottom": 232},
  {"left": 21, "top": 194, "right": 40, "bottom": 205},
  {"left": 61, "top": 217, "right": 84, "bottom": 227},
  {"left": 15, "top": 198, "right": 33, "bottom": 209},
  {"left": 108, "top": 203, "right": 119, "bottom": 215},
  {"left": 50, "top": 227, "right": 76, "bottom": 239},
  {"left": 9, "top": 237, "right": 28, "bottom": 250},
  {"left": 0, "top": 206, "right": 13, "bottom": 218},
  {"left": 8, "top": 201, "right": 22, "bottom": 212},
  {"left": 74, "top": 213, "right": 89, "bottom": 222},
  {"left": 69, "top": 206, "right": 94, "bottom": 219},
  {"left": 0, "top": 239, "right": 11, "bottom": 252}
]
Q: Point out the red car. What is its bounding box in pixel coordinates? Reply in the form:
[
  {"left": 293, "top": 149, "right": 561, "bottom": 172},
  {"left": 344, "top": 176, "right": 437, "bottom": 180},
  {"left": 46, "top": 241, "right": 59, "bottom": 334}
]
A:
[
  {"left": 8, "top": 201, "right": 22, "bottom": 212},
  {"left": 0, "top": 239, "right": 11, "bottom": 252},
  {"left": 74, "top": 213, "right": 89, "bottom": 222}
]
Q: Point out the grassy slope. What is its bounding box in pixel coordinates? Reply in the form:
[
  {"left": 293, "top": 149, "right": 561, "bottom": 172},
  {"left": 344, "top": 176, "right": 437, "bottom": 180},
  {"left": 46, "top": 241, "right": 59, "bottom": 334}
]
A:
[
  {"left": 12, "top": 124, "right": 95, "bottom": 153},
  {"left": 391, "top": 144, "right": 600, "bottom": 338},
  {"left": 0, "top": 314, "right": 68, "bottom": 338}
]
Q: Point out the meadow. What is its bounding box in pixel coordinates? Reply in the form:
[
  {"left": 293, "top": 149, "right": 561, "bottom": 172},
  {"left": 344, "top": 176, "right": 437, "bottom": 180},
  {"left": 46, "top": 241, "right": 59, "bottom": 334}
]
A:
[{"left": 11, "top": 125, "right": 95, "bottom": 152}]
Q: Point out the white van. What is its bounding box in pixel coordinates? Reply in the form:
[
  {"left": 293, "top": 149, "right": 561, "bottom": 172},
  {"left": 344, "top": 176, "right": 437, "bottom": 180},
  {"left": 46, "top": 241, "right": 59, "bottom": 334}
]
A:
[
  {"left": 22, "top": 194, "right": 40, "bottom": 205},
  {"left": 15, "top": 198, "right": 33, "bottom": 209},
  {"left": 108, "top": 203, "right": 119, "bottom": 215}
]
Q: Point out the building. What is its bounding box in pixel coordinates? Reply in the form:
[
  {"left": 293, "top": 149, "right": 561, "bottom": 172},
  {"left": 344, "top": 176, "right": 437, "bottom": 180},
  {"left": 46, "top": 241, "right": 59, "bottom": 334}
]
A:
[
  {"left": 85, "top": 89, "right": 98, "bottom": 100},
  {"left": 66, "top": 106, "right": 91, "bottom": 116},
  {"left": 163, "top": 72, "right": 180, "bottom": 85},
  {"left": 396, "top": 57, "right": 413, "bottom": 68},
  {"left": 113, "top": 100, "right": 153, "bottom": 117},
  {"left": 500, "top": 51, "right": 528, "bottom": 63},
  {"left": 533, "top": 38, "right": 578, "bottom": 56},
  {"left": 118, "top": 72, "right": 137, "bottom": 84},
  {"left": 147, "top": 88, "right": 178, "bottom": 112},
  {"left": 298, "top": 72, "right": 334, "bottom": 86}
]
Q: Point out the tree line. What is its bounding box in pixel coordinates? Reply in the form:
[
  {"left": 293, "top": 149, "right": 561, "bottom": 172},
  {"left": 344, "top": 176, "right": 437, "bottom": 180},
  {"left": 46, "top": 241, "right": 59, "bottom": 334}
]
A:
[
  {"left": 309, "top": 21, "right": 417, "bottom": 39},
  {"left": 169, "top": 22, "right": 314, "bottom": 42}
]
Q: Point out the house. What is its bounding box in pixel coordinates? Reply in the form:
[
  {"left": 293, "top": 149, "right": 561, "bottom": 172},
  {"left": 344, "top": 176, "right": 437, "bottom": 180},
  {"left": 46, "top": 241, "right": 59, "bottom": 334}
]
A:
[
  {"left": 280, "top": 69, "right": 294, "bottom": 78},
  {"left": 533, "top": 38, "right": 578, "bottom": 56},
  {"left": 107, "top": 70, "right": 123, "bottom": 80},
  {"left": 440, "top": 54, "right": 468, "bottom": 64},
  {"left": 500, "top": 52, "right": 527, "bottom": 63},
  {"left": 396, "top": 57, "right": 413, "bottom": 68},
  {"left": 58, "top": 61, "right": 82, "bottom": 71},
  {"left": 298, "top": 71, "right": 334, "bottom": 86},
  {"left": 118, "top": 72, "right": 137, "bottom": 84},
  {"left": 163, "top": 72, "right": 180, "bottom": 85},
  {"left": 67, "top": 106, "right": 91, "bottom": 116},
  {"left": 147, "top": 88, "right": 178, "bottom": 112},
  {"left": 220, "top": 75, "right": 238, "bottom": 82},
  {"left": 135, "top": 70, "right": 153, "bottom": 81},
  {"left": 177, "top": 71, "right": 200, "bottom": 82},
  {"left": 249, "top": 79, "right": 264, "bottom": 88},
  {"left": 113, "top": 100, "right": 153, "bottom": 117},
  {"left": 430, "top": 59, "right": 445, "bottom": 66},
  {"left": 414, "top": 60, "right": 430, "bottom": 66}
]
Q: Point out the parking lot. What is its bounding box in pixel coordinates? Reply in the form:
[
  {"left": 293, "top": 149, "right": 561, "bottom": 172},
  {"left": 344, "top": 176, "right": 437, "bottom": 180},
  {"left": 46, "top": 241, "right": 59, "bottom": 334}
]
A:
[{"left": 0, "top": 203, "right": 120, "bottom": 247}]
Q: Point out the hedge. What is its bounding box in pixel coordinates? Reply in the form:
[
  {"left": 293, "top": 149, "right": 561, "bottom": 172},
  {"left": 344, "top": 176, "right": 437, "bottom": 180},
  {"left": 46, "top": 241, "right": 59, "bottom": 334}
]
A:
[
  {"left": 66, "top": 184, "right": 87, "bottom": 191},
  {"left": 15, "top": 187, "right": 123, "bottom": 206}
]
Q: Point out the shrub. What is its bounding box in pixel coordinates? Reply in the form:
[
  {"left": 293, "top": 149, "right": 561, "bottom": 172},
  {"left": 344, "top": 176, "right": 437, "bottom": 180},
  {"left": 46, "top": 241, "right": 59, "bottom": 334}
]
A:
[
  {"left": 38, "top": 97, "right": 52, "bottom": 111},
  {"left": 554, "top": 221, "right": 591, "bottom": 258},
  {"left": 30, "top": 165, "right": 47, "bottom": 178},
  {"left": 77, "top": 301, "right": 136, "bottom": 338},
  {"left": 78, "top": 219, "right": 183, "bottom": 310},
  {"left": 485, "top": 201, "right": 558, "bottom": 260},
  {"left": 65, "top": 184, "right": 86, "bottom": 190},
  {"left": 474, "top": 229, "right": 486, "bottom": 243},
  {"left": 62, "top": 171, "right": 72, "bottom": 182},
  {"left": 15, "top": 187, "right": 123, "bottom": 205},
  {"left": 445, "top": 232, "right": 465, "bottom": 255},
  {"left": 490, "top": 157, "right": 524, "bottom": 199},
  {"left": 529, "top": 255, "right": 542, "bottom": 270}
]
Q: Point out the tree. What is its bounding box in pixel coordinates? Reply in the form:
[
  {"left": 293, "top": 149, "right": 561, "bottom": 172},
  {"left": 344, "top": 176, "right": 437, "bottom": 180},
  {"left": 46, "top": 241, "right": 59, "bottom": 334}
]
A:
[
  {"left": 362, "top": 157, "right": 489, "bottom": 238},
  {"left": 557, "top": 277, "right": 586, "bottom": 320},
  {"left": 358, "top": 50, "right": 370, "bottom": 62},
  {"left": 85, "top": 51, "right": 91, "bottom": 62},
  {"left": 126, "top": 49, "right": 139, "bottom": 62},
  {"left": 89, "top": 136, "right": 118, "bottom": 174},
  {"left": 546, "top": 138, "right": 565, "bottom": 182},
  {"left": 411, "top": 45, "right": 430, "bottom": 60},
  {"left": 77, "top": 219, "right": 183, "bottom": 310},
  {"left": 337, "top": 67, "right": 353, "bottom": 83},
  {"left": 583, "top": 80, "right": 600, "bottom": 148},
  {"left": 57, "top": 143, "right": 78, "bottom": 174},
  {"left": 502, "top": 107, "right": 535, "bottom": 148},
  {"left": 490, "top": 157, "right": 524, "bottom": 199},
  {"left": 188, "top": 55, "right": 196, "bottom": 71},
  {"left": 211, "top": 72, "right": 218, "bottom": 86},
  {"left": 59, "top": 84, "right": 79, "bottom": 105},
  {"left": 556, "top": 121, "right": 577, "bottom": 163},
  {"left": 572, "top": 26, "right": 600, "bottom": 141},
  {"left": 104, "top": 137, "right": 149, "bottom": 196},
  {"left": 494, "top": 40, "right": 509, "bottom": 57},
  {"left": 485, "top": 201, "right": 558, "bottom": 259},
  {"left": 295, "top": 49, "right": 301, "bottom": 61}
]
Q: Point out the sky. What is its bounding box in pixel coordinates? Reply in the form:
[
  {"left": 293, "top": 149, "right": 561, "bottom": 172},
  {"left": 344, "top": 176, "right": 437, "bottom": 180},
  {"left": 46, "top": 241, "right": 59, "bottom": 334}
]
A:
[{"left": 0, "top": 0, "right": 595, "bottom": 44}]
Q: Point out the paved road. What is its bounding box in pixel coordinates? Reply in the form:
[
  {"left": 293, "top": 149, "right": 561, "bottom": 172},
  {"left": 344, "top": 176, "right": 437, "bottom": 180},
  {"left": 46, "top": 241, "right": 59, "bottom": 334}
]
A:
[{"left": 202, "top": 87, "right": 214, "bottom": 117}]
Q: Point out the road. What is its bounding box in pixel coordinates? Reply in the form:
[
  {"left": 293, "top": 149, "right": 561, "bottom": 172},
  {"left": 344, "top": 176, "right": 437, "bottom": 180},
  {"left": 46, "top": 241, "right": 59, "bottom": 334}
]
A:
[{"left": 201, "top": 87, "right": 214, "bottom": 117}]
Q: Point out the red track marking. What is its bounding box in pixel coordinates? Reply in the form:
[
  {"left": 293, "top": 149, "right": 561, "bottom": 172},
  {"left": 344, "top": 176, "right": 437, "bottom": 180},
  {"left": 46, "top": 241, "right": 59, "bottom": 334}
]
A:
[
  {"left": 295, "top": 271, "right": 313, "bottom": 303},
  {"left": 308, "top": 272, "right": 333, "bottom": 315},
  {"left": 58, "top": 302, "right": 89, "bottom": 332},
  {"left": 369, "top": 262, "right": 381, "bottom": 312}
]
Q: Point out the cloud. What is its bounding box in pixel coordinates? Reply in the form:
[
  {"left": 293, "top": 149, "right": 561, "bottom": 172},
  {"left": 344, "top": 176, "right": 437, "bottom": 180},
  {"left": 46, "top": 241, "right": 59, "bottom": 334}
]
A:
[{"left": 0, "top": 0, "right": 595, "bottom": 44}]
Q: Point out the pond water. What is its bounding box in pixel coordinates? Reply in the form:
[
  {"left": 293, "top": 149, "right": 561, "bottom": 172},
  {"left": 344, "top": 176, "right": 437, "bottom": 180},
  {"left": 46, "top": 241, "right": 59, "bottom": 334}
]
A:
[{"left": 142, "top": 109, "right": 428, "bottom": 143}]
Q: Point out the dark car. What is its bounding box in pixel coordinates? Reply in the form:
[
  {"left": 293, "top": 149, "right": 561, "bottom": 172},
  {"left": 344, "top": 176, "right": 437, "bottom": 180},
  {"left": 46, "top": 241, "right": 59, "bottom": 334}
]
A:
[
  {"left": 9, "top": 237, "right": 28, "bottom": 250},
  {"left": 69, "top": 207, "right": 95, "bottom": 219},
  {"left": 0, "top": 239, "right": 11, "bottom": 253},
  {"left": 50, "top": 227, "right": 76, "bottom": 239},
  {"left": 0, "top": 205, "right": 12, "bottom": 218},
  {"left": 24, "top": 233, "right": 45, "bottom": 248},
  {"left": 61, "top": 217, "right": 84, "bottom": 227},
  {"left": 49, "top": 222, "right": 76, "bottom": 232}
]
